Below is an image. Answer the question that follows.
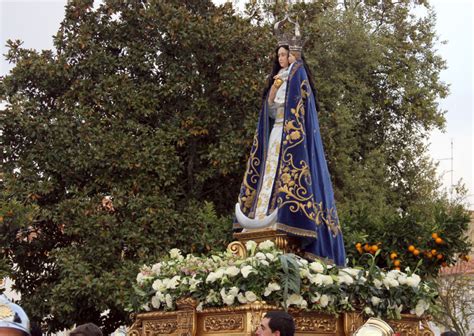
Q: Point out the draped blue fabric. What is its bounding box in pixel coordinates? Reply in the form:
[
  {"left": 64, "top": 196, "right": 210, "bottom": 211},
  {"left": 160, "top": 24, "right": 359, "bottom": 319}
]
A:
[{"left": 235, "top": 60, "right": 346, "bottom": 266}]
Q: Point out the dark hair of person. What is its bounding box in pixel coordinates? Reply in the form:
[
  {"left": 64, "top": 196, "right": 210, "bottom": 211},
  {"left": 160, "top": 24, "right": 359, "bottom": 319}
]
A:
[
  {"left": 264, "top": 311, "right": 295, "bottom": 336},
  {"left": 262, "top": 45, "right": 290, "bottom": 99},
  {"left": 441, "top": 331, "right": 459, "bottom": 336},
  {"left": 69, "top": 323, "right": 103, "bottom": 336},
  {"left": 262, "top": 45, "right": 320, "bottom": 111},
  {"left": 30, "top": 321, "right": 43, "bottom": 336}
]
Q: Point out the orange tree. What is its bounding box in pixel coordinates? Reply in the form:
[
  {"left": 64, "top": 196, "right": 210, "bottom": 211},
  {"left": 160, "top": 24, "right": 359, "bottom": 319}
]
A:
[{"left": 1, "top": 0, "right": 471, "bottom": 333}]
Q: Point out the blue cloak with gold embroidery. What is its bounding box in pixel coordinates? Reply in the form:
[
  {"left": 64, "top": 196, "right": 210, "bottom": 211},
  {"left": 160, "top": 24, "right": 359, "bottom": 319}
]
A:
[{"left": 235, "top": 60, "right": 346, "bottom": 266}]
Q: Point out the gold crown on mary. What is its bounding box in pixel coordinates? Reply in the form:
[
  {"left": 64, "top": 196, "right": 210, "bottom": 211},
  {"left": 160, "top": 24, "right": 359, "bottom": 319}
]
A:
[{"left": 274, "top": 15, "right": 303, "bottom": 52}]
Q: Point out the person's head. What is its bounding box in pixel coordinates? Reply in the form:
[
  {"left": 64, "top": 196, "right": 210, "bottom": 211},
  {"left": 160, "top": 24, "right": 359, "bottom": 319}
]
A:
[
  {"left": 0, "top": 295, "right": 31, "bottom": 336},
  {"left": 69, "top": 323, "right": 102, "bottom": 336},
  {"left": 277, "top": 46, "right": 290, "bottom": 69},
  {"left": 441, "top": 332, "right": 459, "bottom": 336},
  {"left": 289, "top": 50, "right": 301, "bottom": 64},
  {"left": 263, "top": 45, "right": 290, "bottom": 98},
  {"left": 256, "top": 311, "right": 295, "bottom": 336}
]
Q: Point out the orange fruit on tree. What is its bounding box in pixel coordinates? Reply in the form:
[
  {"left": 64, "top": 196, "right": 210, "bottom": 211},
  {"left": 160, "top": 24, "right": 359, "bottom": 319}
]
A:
[
  {"left": 431, "top": 249, "right": 437, "bottom": 256},
  {"left": 408, "top": 245, "right": 415, "bottom": 252},
  {"left": 390, "top": 252, "right": 398, "bottom": 260},
  {"left": 364, "top": 244, "right": 370, "bottom": 252},
  {"left": 431, "top": 233, "right": 439, "bottom": 239},
  {"left": 437, "top": 254, "right": 443, "bottom": 260},
  {"left": 371, "top": 245, "right": 379, "bottom": 253},
  {"left": 413, "top": 249, "right": 420, "bottom": 256},
  {"left": 393, "top": 260, "right": 401, "bottom": 267},
  {"left": 355, "top": 242, "right": 362, "bottom": 249},
  {"left": 426, "top": 252, "right": 433, "bottom": 259},
  {"left": 435, "top": 237, "right": 443, "bottom": 244}
]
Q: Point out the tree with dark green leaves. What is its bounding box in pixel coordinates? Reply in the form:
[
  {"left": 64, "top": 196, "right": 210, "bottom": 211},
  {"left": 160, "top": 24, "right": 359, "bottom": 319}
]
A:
[{"left": 0, "top": 0, "right": 470, "bottom": 333}]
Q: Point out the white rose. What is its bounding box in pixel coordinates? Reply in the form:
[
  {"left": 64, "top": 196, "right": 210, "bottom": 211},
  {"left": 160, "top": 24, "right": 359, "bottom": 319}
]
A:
[
  {"left": 237, "top": 293, "right": 248, "bottom": 304},
  {"left": 298, "top": 258, "right": 309, "bottom": 266},
  {"left": 310, "top": 292, "right": 321, "bottom": 303},
  {"left": 265, "top": 253, "right": 276, "bottom": 261},
  {"left": 189, "top": 276, "right": 202, "bottom": 292},
  {"left": 224, "top": 266, "right": 240, "bottom": 277},
  {"left": 166, "top": 275, "right": 180, "bottom": 289},
  {"left": 309, "top": 261, "right": 324, "bottom": 273},
  {"left": 136, "top": 272, "right": 151, "bottom": 285},
  {"left": 264, "top": 282, "right": 281, "bottom": 296},
  {"left": 371, "top": 296, "right": 381, "bottom": 306},
  {"left": 320, "top": 294, "right": 329, "bottom": 307},
  {"left": 151, "top": 262, "right": 162, "bottom": 275},
  {"left": 142, "top": 303, "right": 151, "bottom": 311},
  {"left": 206, "top": 269, "right": 225, "bottom": 283},
  {"left": 152, "top": 279, "right": 166, "bottom": 292},
  {"left": 406, "top": 274, "right": 421, "bottom": 288},
  {"left": 169, "top": 248, "right": 182, "bottom": 259},
  {"left": 221, "top": 293, "right": 236, "bottom": 306},
  {"left": 151, "top": 293, "right": 162, "bottom": 309},
  {"left": 364, "top": 307, "right": 374, "bottom": 315},
  {"left": 229, "top": 287, "right": 239, "bottom": 296},
  {"left": 337, "top": 272, "right": 354, "bottom": 285},
  {"left": 415, "top": 300, "right": 429, "bottom": 317},
  {"left": 286, "top": 294, "right": 307, "bottom": 308},
  {"left": 255, "top": 252, "right": 266, "bottom": 260},
  {"left": 206, "top": 272, "right": 218, "bottom": 283},
  {"left": 246, "top": 240, "right": 257, "bottom": 251},
  {"left": 258, "top": 240, "right": 275, "bottom": 250},
  {"left": 398, "top": 273, "right": 408, "bottom": 285},
  {"left": 344, "top": 268, "right": 362, "bottom": 278},
  {"left": 373, "top": 279, "right": 382, "bottom": 289},
  {"left": 241, "top": 265, "right": 256, "bottom": 278},
  {"left": 322, "top": 275, "right": 334, "bottom": 285},
  {"left": 309, "top": 274, "right": 323, "bottom": 286},
  {"left": 245, "top": 291, "right": 257, "bottom": 302},
  {"left": 259, "top": 259, "right": 270, "bottom": 266},
  {"left": 383, "top": 277, "right": 399, "bottom": 289},
  {"left": 300, "top": 268, "right": 310, "bottom": 278}
]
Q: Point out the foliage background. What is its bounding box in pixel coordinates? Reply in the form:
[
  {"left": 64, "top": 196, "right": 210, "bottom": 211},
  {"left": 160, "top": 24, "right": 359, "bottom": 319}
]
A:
[{"left": 0, "top": 0, "right": 470, "bottom": 333}]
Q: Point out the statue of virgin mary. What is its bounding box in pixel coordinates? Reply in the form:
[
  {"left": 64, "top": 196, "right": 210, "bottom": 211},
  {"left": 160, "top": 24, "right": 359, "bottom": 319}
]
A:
[{"left": 234, "top": 18, "right": 346, "bottom": 266}]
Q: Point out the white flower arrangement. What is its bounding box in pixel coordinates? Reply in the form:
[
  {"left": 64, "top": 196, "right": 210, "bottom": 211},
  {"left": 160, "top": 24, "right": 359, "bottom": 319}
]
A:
[{"left": 131, "top": 240, "right": 437, "bottom": 320}]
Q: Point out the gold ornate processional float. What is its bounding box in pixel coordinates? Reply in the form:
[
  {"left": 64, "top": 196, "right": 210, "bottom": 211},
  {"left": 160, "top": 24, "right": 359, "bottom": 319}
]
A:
[{"left": 127, "top": 230, "right": 434, "bottom": 336}]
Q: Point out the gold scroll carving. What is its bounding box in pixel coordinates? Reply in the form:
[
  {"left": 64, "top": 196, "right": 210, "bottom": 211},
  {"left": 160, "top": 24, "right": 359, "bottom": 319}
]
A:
[
  {"left": 294, "top": 314, "right": 338, "bottom": 333},
  {"left": 203, "top": 314, "right": 245, "bottom": 332},
  {"left": 128, "top": 305, "right": 433, "bottom": 336},
  {"left": 143, "top": 319, "right": 178, "bottom": 335}
]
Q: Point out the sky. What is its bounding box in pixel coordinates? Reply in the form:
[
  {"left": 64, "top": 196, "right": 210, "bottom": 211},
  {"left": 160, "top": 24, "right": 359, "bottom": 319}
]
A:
[{"left": 1, "top": 0, "right": 473, "bottom": 208}]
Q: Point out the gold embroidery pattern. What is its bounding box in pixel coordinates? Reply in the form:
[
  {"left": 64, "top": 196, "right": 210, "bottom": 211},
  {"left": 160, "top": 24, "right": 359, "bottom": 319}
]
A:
[
  {"left": 0, "top": 304, "right": 14, "bottom": 320},
  {"left": 277, "top": 80, "right": 316, "bottom": 221},
  {"left": 239, "top": 132, "right": 261, "bottom": 213},
  {"left": 276, "top": 80, "right": 340, "bottom": 234}
]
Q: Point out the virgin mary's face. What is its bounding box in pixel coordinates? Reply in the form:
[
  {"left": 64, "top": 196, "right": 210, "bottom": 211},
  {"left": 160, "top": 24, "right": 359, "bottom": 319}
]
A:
[{"left": 277, "top": 47, "right": 289, "bottom": 69}]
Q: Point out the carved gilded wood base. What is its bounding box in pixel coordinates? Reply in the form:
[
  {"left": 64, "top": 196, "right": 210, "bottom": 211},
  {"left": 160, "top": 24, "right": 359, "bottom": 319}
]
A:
[
  {"left": 231, "top": 229, "right": 303, "bottom": 258},
  {"left": 127, "top": 302, "right": 434, "bottom": 336}
]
